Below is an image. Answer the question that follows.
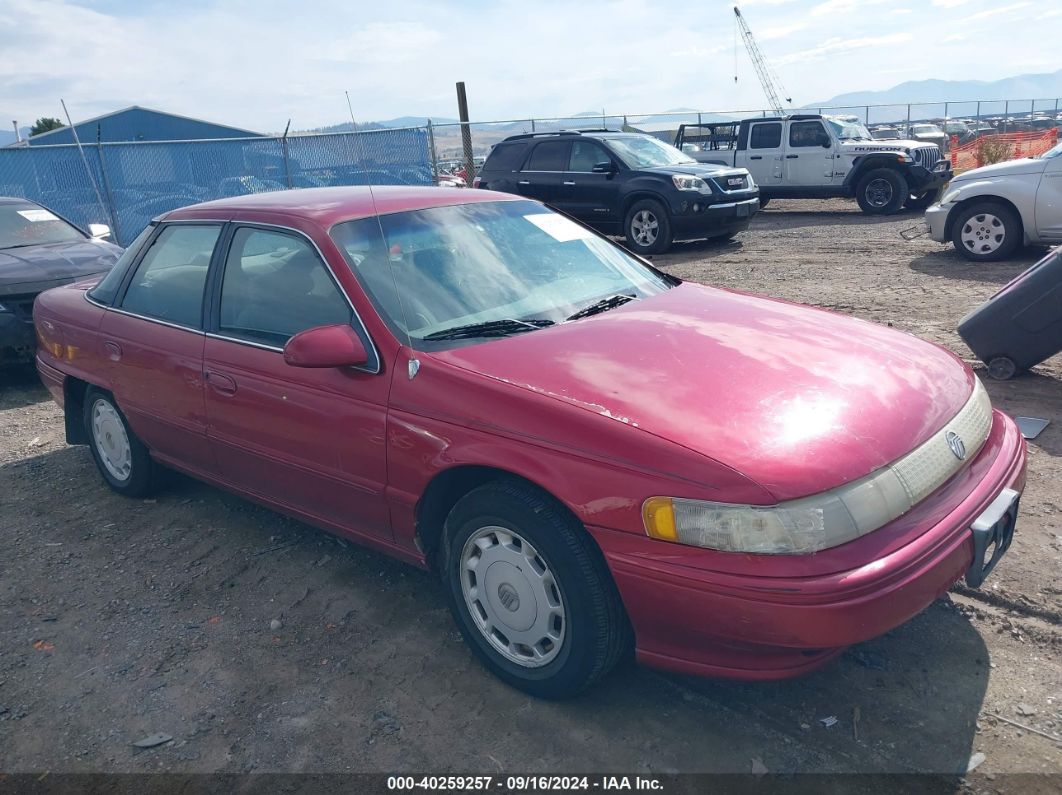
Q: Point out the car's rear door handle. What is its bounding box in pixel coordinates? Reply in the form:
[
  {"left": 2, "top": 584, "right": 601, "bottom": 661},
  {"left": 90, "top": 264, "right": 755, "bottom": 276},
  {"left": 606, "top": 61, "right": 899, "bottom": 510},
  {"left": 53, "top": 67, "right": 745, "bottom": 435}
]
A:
[
  {"left": 786, "top": 154, "right": 799, "bottom": 159},
  {"left": 563, "top": 181, "right": 576, "bottom": 186},
  {"left": 518, "top": 180, "right": 530, "bottom": 186},
  {"left": 204, "top": 370, "right": 237, "bottom": 395},
  {"left": 749, "top": 155, "right": 763, "bottom": 160}
]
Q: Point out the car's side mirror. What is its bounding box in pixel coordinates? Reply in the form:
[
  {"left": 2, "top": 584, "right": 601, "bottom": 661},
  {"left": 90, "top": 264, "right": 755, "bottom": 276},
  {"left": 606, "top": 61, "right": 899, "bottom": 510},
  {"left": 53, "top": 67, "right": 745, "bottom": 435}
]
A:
[
  {"left": 88, "top": 223, "right": 112, "bottom": 240},
  {"left": 820, "top": 139, "right": 832, "bottom": 148},
  {"left": 283, "top": 324, "right": 369, "bottom": 369},
  {"left": 591, "top": 161, "right": 616, "bottom": 174}
]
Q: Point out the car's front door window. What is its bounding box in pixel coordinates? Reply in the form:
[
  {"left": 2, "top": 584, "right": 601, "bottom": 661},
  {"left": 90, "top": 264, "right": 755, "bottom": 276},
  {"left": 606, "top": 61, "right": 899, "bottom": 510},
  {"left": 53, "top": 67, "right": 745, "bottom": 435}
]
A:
[
  {"left": 217, "top": 227, "right": 352, "bottom": 348},
  {"left": 120, "top": 224, "right": 220, "bottom": 328}
]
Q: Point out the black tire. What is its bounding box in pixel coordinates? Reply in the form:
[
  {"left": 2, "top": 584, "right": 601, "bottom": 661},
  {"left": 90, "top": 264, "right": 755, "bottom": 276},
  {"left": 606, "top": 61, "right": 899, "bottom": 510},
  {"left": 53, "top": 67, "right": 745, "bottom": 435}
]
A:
[
  {"left": 904, "top": 189, "right": 939, "bottom": 211},
  {"left": 855, "top": 168, "right": 908, "bottom": 214},
  {"left": 951, "top": 201, "right": 1022, "bottom": 262},
  {"left": 623, "top": 198, "right": 672, "bottom": 255},
  {"left": 987, "top": 356, "right": 1018, "bottom": 380},
  {"left": 83, "top": 388, "right": 156, "bottom": 497},
  {"left": 440, "top": 480, "right": 630, "bottom": 699},
  {"left": 757, "top": 197, "right": 770, "bottom": 210}
]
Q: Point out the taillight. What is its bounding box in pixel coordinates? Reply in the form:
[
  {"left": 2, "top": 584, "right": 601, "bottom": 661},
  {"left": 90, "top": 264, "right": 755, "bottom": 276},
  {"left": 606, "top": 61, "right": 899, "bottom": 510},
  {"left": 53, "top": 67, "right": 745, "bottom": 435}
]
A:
[{"left": 472, "top": 177, "right": 482, "bottom": 188}]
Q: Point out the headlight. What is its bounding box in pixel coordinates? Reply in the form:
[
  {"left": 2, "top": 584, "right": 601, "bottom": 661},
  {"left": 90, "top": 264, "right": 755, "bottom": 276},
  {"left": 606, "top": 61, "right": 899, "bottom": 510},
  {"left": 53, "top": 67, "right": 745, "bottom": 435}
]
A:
[
  {"left": 644, "top": 379, "right": 993, "bottom": 555},
  {"left": 672, "top": 174, "right": 712, "bottom": 192},
  {"left": 0, "top": 302, "right": 8, "bottom": 312},
  {"left": 643, "top": 496, "right": 850, "bottom": 554},
  {"left": 941, "top": 185, "right": 965, "bottom": 204}
]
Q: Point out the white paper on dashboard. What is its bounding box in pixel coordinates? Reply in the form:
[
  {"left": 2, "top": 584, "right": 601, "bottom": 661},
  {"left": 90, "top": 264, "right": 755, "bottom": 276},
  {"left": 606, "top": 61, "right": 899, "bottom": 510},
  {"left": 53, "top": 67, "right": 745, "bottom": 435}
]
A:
[
  {"left": 523, "top": 213, "right": 595, "bottom": 242},
  {"left": 17, "top": 209, "right": 59, "bottom": 222}
]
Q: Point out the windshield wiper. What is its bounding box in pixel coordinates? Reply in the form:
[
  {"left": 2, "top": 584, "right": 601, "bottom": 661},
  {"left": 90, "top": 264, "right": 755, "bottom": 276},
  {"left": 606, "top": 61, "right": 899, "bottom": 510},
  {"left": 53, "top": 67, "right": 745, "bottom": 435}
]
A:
[
  {"left": 421, "top": 317, "right": 554, "bottom": 341},
  {"left": 565, "top": 293, "right": 638, "bottom": 322}
]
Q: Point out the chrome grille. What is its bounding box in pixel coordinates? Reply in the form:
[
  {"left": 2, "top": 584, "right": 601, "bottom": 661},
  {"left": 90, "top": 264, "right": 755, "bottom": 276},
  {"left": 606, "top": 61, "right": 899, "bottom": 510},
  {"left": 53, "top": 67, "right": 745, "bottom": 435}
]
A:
[
  {"left": 712, "top": 174, "right": 749, "bottom": 192},
  {"left": 912, "top": 146, "right": 941, "bottom": 169}
]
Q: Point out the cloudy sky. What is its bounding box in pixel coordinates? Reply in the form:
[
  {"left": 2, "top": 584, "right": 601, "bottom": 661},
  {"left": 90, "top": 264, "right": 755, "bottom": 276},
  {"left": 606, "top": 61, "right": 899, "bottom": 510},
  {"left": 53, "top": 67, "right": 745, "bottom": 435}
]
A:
[{"left": 2, "top": 0, "right": 1060, "bottom": 133}]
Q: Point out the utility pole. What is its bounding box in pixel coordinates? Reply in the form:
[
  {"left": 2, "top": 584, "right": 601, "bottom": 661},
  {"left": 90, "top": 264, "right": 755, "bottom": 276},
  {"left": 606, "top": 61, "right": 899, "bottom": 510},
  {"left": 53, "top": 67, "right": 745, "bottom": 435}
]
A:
[{"left": 456, "top": 82, "right": 475, "bottom": 184}]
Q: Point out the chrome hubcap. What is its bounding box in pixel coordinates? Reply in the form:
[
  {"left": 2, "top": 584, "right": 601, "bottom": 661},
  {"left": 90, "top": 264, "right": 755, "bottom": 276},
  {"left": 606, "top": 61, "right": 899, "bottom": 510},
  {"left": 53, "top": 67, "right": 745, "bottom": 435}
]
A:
[
  {"left": 460, "top": 526, "right": 566, "bottom": 668},
  {"left": 866, "top": 178, "right": 893, "bottom": 208},
  {"left": 91, "top": 399, "right": 132, "bottom": 482},
  {"left": 630, "top": 210, "right": 659, "bottom": 246},
  {"left": 960, "top": 213, "right": 1005, "bottom": 254}
]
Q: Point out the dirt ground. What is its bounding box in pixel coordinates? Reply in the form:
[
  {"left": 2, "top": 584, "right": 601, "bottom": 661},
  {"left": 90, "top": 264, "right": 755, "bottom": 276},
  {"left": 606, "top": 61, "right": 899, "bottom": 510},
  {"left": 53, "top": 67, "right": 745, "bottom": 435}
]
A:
[{"left": 1, "top": 200, "right": 1060, "bottom": 789}]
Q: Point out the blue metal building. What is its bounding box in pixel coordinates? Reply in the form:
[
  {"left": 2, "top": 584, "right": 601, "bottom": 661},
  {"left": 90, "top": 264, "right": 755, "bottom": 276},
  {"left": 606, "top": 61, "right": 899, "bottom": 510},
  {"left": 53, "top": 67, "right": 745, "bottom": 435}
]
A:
[{"left": 15, "top": 106, "right": 262, "bottom": 146}]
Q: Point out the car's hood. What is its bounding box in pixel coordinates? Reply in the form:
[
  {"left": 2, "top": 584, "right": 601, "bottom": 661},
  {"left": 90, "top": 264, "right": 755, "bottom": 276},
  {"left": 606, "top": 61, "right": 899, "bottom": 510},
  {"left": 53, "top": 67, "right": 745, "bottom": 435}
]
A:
[
  {"left": 432, "top": 283, "right": 973, "bottom": 501},
  {"left": 642, "top": 163, "right": 746, "bottom": 179},
  {"left": 0, "top": 238, "right": 122, "bottom": 295},
  {"left": 951, "top": 157, "right": 1048, "bottom": 183}
]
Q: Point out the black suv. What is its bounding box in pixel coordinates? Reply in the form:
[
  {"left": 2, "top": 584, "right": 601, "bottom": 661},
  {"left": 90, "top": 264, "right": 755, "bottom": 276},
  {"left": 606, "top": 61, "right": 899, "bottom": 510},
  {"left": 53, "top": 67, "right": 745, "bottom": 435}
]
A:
[{"left": 475, "top": 130, "right": 759, "bottom": 254}]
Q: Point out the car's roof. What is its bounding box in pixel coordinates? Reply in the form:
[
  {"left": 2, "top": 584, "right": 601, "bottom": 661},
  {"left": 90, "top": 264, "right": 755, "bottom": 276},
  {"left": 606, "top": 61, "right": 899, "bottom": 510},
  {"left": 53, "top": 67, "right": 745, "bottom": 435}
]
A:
[
  {"left": 163, "top": 186, "right": 522, "bottom": 227},
  {"left": 0, "top": 196, "right": 39, "bottom": 206}
]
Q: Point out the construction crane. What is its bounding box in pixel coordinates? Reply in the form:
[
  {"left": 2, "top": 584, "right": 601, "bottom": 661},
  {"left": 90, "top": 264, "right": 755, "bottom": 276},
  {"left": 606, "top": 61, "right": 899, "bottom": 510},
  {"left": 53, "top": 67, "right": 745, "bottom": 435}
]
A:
[{"left": 733, "top": 6, "right": 792, "bottom": 115}]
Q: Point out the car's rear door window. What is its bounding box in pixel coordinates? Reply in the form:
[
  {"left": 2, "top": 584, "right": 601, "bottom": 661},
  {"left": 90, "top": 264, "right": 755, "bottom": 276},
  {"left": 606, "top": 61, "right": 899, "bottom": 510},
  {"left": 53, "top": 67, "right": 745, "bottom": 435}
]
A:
[
  {"left": 523, "top": 141, "right": 571, "bottom": 172},
  {"left": 120, "top": 224, "right": 220, "bottom": 328},
  {"left": 749, "top": 122, "right": 783, "bottom": 149},
  {"left": 217, "top": 227, "right": 351, "bottom": 348}
]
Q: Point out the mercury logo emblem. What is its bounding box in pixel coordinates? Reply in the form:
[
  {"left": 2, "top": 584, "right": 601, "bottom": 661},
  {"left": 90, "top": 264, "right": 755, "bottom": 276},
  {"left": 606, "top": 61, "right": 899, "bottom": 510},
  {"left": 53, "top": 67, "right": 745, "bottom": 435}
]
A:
[
  {"left": 497, "top": 583, "right": 520, "bottom": 612},
  {"left": 946, "top": 431, "right": 966, "bottom": 460}
]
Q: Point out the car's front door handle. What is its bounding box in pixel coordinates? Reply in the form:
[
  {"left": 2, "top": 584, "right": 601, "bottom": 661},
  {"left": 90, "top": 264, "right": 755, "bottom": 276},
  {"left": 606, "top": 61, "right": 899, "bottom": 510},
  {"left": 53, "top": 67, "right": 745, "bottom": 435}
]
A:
[
  {"left": 518, "top": 180, "right": 531, "bottom": 186},
  {"left": 204, "top": 370, "right": 237, "bottom": 395},
  {"left": 749, "top": 155, "right": 763, "bottom": 160},
  {"left": 563, "top": 181, "right": 576, "bottom": 186}
]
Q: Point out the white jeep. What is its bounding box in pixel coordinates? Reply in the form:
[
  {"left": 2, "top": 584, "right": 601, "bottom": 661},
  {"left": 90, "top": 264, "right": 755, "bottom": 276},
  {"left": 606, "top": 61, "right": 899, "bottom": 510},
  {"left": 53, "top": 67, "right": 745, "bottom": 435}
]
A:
[
  {"left": 674, "top": 114, "right": 952, "bottom": 214},
  {"left": 926, "top": 140, "right": 1062, "bottom": 261}
]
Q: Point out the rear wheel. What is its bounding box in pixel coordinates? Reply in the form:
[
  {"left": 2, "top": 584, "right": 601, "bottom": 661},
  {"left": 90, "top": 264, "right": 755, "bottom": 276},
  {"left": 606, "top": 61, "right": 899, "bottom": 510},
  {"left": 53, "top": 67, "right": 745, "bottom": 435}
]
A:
[
  {"left": 83, "top": 388, "right": 156, "bottom": 496},
  {"left": 441, "top": 481, "right": 629, "bottom": 699},
  {"left": 855, "top": 168, "right": 908, "bottom": 214},
  {"left": 951, "top": 202, "right": 1022, "bottom": 262},
  {"left": 624, "top": 199, "right": 672, "bottom": 255}
]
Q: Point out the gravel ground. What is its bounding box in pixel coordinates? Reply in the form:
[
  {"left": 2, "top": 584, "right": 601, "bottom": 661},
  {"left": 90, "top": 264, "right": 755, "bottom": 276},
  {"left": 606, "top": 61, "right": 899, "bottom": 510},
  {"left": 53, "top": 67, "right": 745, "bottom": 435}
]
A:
[{"left": 0, "top": 199, "right": 1060, "bottom": 790}]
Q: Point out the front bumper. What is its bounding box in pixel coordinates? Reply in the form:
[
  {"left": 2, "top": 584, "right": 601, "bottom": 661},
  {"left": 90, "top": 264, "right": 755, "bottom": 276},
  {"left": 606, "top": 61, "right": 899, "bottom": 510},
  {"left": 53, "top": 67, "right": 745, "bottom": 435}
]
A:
[
  {"left": 669, "top": 194, "right": 760, "bottom": 239},
  {"left": 907, "top": 160, "right": 953, "bottom": 194},
  {"left": 925, "top": 202, "right": 951, "bottom": 242},
  {"left": 0, "top": 310, "right": 37, "bottom": 367},
  {"left": 589, "top": 409, "right": 1026, "bottom": 680}
]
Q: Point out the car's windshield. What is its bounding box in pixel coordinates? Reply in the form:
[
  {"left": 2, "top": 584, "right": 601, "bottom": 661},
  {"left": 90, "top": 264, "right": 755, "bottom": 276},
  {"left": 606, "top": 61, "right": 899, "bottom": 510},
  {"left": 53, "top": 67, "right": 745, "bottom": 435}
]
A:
[
  {"left": 912, "top": 125, "right": 939, "bottom": 134},
  {"left": 825, "top": 118, "right": 872, "bottom": 141},
  {"left": 603, "top": 136, "right": 696, "bottom": 168},
  {"left": 0, "top": 202, "right": 85, "bottom": 249},
  {"left": 1040, "top": 142, "right": 1062, "bottom": 159},
  {"left": 331, "top": 200, "right": 673, "bottom": 348}
]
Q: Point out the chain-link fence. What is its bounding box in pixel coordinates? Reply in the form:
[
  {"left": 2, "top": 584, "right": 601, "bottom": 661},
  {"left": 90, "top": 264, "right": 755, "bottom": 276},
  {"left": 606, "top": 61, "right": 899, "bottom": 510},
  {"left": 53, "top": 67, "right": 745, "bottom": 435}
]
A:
[
  {"left": 428, "top": 97, "right": 1062, "bottom": 183},
  {"left": 0, "top": 126, "right": 432, "bottom": 245}
]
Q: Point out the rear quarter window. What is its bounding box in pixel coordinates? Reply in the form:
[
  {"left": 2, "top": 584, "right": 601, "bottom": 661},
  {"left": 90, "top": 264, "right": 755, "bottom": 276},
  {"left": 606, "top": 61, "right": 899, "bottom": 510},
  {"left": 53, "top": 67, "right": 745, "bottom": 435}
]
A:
[{"left": 482, "top": 142, "right": 529, "bottom": 172}]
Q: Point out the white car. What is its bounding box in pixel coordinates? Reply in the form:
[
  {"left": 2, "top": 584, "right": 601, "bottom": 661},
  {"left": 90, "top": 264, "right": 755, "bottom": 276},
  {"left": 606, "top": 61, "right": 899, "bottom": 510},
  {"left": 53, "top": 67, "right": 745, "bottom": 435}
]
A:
[{"left": 926, "top": 140, "right": 1062, "bottom": 261}]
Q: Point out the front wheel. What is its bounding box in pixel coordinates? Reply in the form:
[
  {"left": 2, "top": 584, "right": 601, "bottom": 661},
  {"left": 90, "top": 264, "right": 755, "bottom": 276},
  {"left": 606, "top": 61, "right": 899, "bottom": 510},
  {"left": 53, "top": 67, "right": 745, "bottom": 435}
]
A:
[
  {"left": 441, "top": 481, "right": 630, "bottom": 699},
  {"left": 855, "top": 168, "right": 908, "bottom": 214},
  {"left": 624, "top": 199, "right": 672, "bottom": 255},
  {"left": 757, "top": 197, "right": 770, "bottom": 210},
  {"left": 83, "top": 388, "right": 156, "bottom": 496},
  {"left": 951, "top": 202, "right": 1022, "bottom": 262}
]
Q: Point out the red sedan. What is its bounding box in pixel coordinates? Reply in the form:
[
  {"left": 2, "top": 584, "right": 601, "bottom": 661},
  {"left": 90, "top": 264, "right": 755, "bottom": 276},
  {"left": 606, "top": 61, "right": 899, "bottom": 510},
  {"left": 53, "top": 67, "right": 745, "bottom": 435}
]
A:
[{"left": 33, "top": 187, "right": 1026, "bottom": 698}]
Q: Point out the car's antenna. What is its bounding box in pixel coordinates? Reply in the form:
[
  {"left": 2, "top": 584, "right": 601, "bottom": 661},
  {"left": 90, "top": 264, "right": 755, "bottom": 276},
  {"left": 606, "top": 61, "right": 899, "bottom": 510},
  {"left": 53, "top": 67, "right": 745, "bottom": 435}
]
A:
[
  {"left": 366, "top": 184, "right": 420, "bottom": 379},
  {"left": 60, "top": 99, "right": 110, "bottom": 232}
]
